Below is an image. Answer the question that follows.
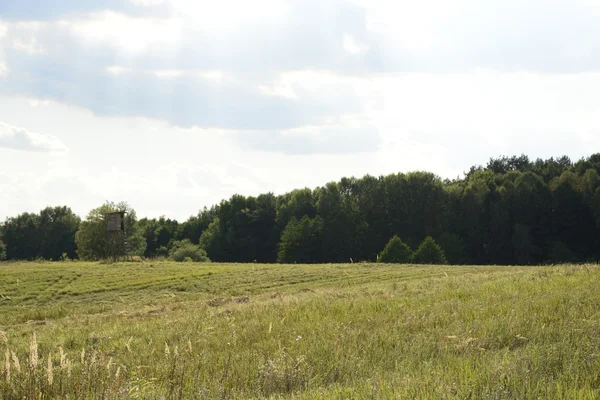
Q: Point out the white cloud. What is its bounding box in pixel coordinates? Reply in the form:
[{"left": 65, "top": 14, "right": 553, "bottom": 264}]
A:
[
  {"left": 258, "top": 82, "right": 297, "bottom": 99},
  {"left": 12, "top": 36, "right": 45, "bottom": 54},
  {"left": 168, "top": 0, "right": 289, "bottom": 31},
  {"left": 198, "top": 70, "right": 227, "bottom": 82},
  {"left": 129, "top": 0, "right": 166, "bottom": 5},
  {"left": 238, "top": 122, "right": 380, "bottom": 155},
  {"left": 27, "top": 98, "right": 53, "bottom": 107},
  {"left": 343, "top": 34, "right": 369, "bottom": 54},
  {"left": 105, "top": 65, "right": 131, "bottom": 75},
  {"left": 149, "top": 69, "right": 228, "bottom": 81},
  {"left": 65, "top": 11, "right": 183, "bottom": 53},
  {"left": 0, "top": 122, "right": 68, "bottom": 152},
  {"left": 152, "top": 69, "right": 185, "bottom": 78},
  {"left": 2, "top": 0, "right": 600, "bottom": 222}
]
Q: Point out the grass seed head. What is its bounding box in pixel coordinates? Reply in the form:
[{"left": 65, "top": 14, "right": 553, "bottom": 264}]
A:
[
  {"left": 29, "top": 333, "right": 38, "bottom": 370},
  {"left": 46, "top": 353, "right": 53, "bottom": 386},
  {"left": 59, "top": 346, "right": 67, "bottom": 370},
  {"left": 11, "top": 351, "right": 21, "bottom": 373},
  {"left": 4, "top": 349, "right": 10, "bottom": 382},
  {"left": 164, "top": 342, "right": 170, "bottom": 358}
]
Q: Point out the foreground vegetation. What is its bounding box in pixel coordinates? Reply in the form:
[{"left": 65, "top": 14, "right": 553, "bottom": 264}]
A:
[{"left": 1, "top": 261, "right": 600, "bottom": 399}]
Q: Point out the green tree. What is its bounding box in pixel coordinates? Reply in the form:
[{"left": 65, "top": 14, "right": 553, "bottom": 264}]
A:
[
  {"left": 512, "top": 224, "right": 536, "bottom": 265},
  {"left": 276, "top": 188, "right": 317, "bottom": 228},
  {"left": 317, "top": 181, "right": 359, "bottom": 262},
  {"left": 75, "top": 202, "right": 146, "bottom": 260},
  {"left": 3, "top": 212, "right": 40, "bottom": 260},
  {"left": 2, "top": 207, "right": 79, "bottom": 260},
  {"left": 378, "top": 235, "right": 412, "bottom": 263},
  {"left": 512, "top": 172, "right": 553, "bottom": 263},
  {"left": 248, "top": 193, "right": 279, "bottom": 263},
  {"left": 413, "top": 237, "right": 447, "bottom": 265},
  {"left": 277, "top": 216, "right": 323, "bottom": 263},
  {"left": 459, "top": 171, "right": 492, "bottom": 263},
  {"left": 169, "top": 239, "right": 210, "bottom": 262},
  {"left": 139, "top": 216, "right": 179, "bottom": 258},
  {"left": 352, "top": 175, "right": 389, "bottom": 261},
  {"left": 485, "top": 185, "right": 513, "bottom": 264},
  {"left": 548, "top": 241, "right": 575, "bottom": 264},
  {"left": 38, "top": 206, "right": 80, "bottom": 260},
  {"left": 550, "top": 171, "right": 595, "bottom": 260},
  {"left": 199, "top": 217, "right": 226, "bottom": 261},
  {"left": 0, "top": 239, "right": 6, "bottom": 260},
  {"left": 437, "top": 232, "right": 465, "bottom": 264},
  {"left": 176, "top": 207, "right": 217, "bottom": 244}
]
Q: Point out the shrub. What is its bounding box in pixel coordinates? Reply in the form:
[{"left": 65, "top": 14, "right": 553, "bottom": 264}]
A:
[
  {"left": 413, "top": 236, "right": 447, "bottom": 265},
  {"left": 156, "top": 246, "right": 169, "bottom": 258},
  {"left": 169, "top": 240, "right": 210, "bottom": 262},
  {"left": 378, "top": 235, "right": 412, "bottom": 263}
]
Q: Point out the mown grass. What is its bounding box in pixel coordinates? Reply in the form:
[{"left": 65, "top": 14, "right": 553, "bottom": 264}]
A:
[{"left": 1, "top": 261, "right": 600, "bottom": 399}]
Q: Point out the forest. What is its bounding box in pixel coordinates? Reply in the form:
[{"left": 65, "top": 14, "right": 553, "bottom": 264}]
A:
[{"left": 2, "top": 153, "right": 600, "bottom": 265}]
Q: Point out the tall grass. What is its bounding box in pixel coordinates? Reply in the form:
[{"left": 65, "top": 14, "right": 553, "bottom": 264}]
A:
[{"left": 1, "top": 262, "right": 600, "bottom": 398}]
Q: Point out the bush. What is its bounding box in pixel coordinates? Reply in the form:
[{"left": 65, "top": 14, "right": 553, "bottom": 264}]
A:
[
  {"left": 0, "top": 239, "right": 6, "bottom": 261},
  {"left": 169, "top": 240, "right": 210, "bottom": 262},
  {"left": 156, "top": 246, "right": 169, "bottom": 258},
  {"left": 378, "top": 235, "right": 412, "bottom": 263},
  {"left": 413, "top": 236, "right": 447, "bottom": 265}
]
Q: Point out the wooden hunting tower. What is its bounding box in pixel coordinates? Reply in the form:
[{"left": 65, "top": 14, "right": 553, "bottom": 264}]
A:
[
  {"left": 105, "top": 211, "right": 127, "bottom": 261},
  {"left": 106, "top": 211, "right": 125, "bottom": 232}
]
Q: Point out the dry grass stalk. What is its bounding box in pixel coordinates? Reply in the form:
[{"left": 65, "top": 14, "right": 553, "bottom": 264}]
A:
[
  {"left": 4, "top": 349, "right": 10, "bottom": 383},
  {"left": 46, "top": 353, "right": 53, "bottom": 386},
  {"left": 59, "top": 346, "right": 67, "bottom": 371},
  {"left": 29, "top": 333, "right": 38, "bottom": 370},
  {"left": 107, "top": 357, "right": 113, "bottom": 373},
  {"left": 164, "top": 342, "right": 170, "bottom": 359},
  {"left": 187, "top": 339, "right": 193, "bottom": 354},
  {"left": 11, "top": 351, "right": 21, "bottom": 373},
  {"left": 126, "top": 337, "right": 133, "bottom": 353},
  {"left": 80, "top": 348, "right": 85, "bottom": 364},
  {"left": 0, "top": 330, "right": 7, "bottom": 344},
  {"left": 115, "top": 366, "right": 121, "bottom": 379}
]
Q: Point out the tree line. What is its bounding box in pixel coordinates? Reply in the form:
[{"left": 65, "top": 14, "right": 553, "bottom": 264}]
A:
[{"left": 2, "top": 153, "right": 600, "bottom": 265}]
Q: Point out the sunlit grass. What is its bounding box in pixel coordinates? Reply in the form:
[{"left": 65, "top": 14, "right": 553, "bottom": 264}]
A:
[{"left": 1, "top": 261, "right": 599, "bottom": 398}]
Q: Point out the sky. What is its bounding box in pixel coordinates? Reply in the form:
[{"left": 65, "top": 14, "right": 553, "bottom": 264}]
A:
[{"left": 1, "top": 0, "right": 600, "bottom": 221}]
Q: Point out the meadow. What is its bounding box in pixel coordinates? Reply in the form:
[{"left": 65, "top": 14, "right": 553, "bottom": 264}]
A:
[{"left": 1, "top": 261, "right": 600, "bottom": 399}]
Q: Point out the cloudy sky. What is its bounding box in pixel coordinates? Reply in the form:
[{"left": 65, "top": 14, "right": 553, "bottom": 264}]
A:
[{"left": 1, "top": 0, "right": 600, "bottom": 221}]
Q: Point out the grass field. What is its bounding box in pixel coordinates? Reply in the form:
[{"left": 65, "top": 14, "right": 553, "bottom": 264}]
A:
[{"left": 1, "top": 261, "right": 600, "bottom": 399}]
